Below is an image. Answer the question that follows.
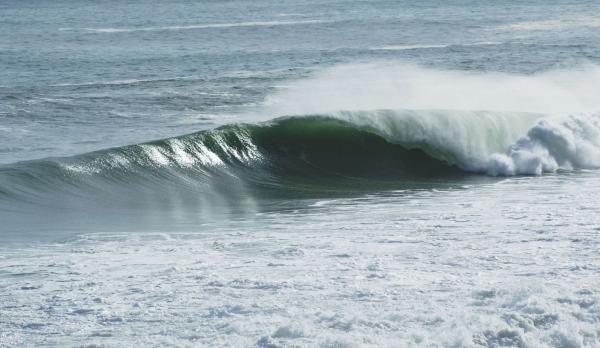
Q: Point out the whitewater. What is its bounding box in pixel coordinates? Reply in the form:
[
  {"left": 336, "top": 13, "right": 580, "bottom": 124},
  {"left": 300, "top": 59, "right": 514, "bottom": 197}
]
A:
[{"left": 2, "top": 0, "right": 600, "bottom": 347}]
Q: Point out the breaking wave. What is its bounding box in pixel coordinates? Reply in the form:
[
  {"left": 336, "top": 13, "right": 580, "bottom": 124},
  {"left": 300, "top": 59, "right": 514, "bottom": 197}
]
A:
[
  {"left": 0, "top": 112, "right": 466, "bottom": 206},
  {"left": 3, "top": 109, "right": 600, "bottom": 208},
  {"left": 3, "top": 63, "right": 600, "bottom": 212}
]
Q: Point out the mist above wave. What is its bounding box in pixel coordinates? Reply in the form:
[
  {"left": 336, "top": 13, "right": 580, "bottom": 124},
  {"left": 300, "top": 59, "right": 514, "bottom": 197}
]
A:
[
  {"left": 262, "top": 62, "right": 600, "bottom": 116},
  {"left": 260, "top": 62, "right": 600, "bottom": 175}
]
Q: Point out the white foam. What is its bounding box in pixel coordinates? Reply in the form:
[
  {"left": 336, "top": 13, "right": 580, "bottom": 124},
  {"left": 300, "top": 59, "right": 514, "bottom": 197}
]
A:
[
  {"left": 3, "top": 173, "right": 600, "bottom": 346},
  {"left": 488, "top": 113, "right": 600, "bottom": 175}
]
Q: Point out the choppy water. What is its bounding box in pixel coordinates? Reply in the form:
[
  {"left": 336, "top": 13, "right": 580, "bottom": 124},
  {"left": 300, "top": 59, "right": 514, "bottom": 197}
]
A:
[{"left": 1, "top": 0, "right": 600, "bottom": 347}]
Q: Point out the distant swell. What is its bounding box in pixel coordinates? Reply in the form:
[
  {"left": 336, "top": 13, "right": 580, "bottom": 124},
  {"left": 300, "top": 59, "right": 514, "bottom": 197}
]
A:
[
  {"left": 60, "top": 20, "right": 328, "bottom": 33},
  {"left": 369, "top": 42, "right": 501, "bottom": 51}
]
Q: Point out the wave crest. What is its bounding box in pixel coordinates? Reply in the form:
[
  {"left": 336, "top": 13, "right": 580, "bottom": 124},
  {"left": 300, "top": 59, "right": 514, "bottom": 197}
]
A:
[{"left": 488, "top": 114, "right": 600, "bottom": 175}]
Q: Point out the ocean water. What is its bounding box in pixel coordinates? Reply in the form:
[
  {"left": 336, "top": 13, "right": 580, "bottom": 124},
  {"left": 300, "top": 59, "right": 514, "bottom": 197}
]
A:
[{"left": 1, "top": 0, "right": 600, "bottom": 347}]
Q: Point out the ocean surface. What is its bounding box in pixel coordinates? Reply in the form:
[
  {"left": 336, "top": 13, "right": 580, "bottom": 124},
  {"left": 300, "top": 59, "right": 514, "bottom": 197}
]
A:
[{"left": 1, "top": 0, "right": 600, "bottom": 346}]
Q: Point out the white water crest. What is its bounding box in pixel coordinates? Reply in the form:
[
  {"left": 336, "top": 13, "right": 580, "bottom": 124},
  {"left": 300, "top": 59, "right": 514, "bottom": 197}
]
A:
[
  {"left": 262, "top": 63, "right": 600, "bottom": 175},
  {"left": 329, "top": 109, "right": 542, "bottom": 171},
  {"left": 488, "top": 113, "right": 600, "bottom": 175}
]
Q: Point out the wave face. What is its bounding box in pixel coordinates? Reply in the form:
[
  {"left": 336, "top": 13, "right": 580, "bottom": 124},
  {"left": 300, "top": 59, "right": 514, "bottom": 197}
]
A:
[
  {"left": 0, "top": 113, "right": 465, "bottom": 209},
  {"left": 5, "top": 108, "right": 600, "bottom": 212}
]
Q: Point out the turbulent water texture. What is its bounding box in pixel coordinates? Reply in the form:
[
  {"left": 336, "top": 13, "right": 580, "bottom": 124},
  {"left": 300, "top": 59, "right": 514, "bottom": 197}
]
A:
[
  {"left": 2, "top": 173, "right": 600, "bottom": 347},
  {"left": 2, "top": 0, "right": 600, "bottom": 347}
]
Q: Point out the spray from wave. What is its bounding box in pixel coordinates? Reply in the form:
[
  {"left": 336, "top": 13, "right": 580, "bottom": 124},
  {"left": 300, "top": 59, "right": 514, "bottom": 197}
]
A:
[
  {"left": 260, "top": 62, "right": 600, "bottom": 175},
  {"left": 261, "top": 62, "right": 600, "bottom": 115}
]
